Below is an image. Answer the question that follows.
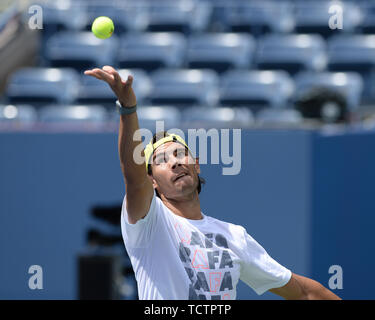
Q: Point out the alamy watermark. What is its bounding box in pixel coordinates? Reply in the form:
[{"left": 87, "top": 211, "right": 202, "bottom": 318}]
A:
[
  {"left": 328, "top": 265, "right": 343, "bottom": 290},
  {"left": 28, "top": 5, "right": 43, "bottom": 30},
  {"left": 133, "top": 121, "right": 242, "bottom": 176},
  {"left": 328, "top": 1, "right": 344, "bottom": 30},
  {"left": 28, "top": 265, "right": 43, "bottom": 290}
]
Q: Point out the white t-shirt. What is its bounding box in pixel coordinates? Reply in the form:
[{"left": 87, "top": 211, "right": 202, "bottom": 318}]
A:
[{"left": 121, "top": 190, "right": 292, "bottom": 300}]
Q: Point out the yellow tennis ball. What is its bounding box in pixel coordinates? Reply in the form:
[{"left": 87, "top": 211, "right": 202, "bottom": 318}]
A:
[{"left": 91, "top": 16, "right": 114, "bottom": 39}]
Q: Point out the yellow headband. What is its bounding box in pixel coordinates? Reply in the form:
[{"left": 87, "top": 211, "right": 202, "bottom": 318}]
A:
[{"left": 144, "top": 133, "right": 191, "bottom": 171}]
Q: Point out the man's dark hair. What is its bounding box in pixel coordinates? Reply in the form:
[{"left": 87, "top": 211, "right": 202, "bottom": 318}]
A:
[{"left": 147, "top": 131, "right": 205, "bottom": 198}]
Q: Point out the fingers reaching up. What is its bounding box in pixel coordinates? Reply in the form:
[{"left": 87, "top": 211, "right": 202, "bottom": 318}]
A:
[
  {"left": 84, "top": 66, "right": 133, "bottom": 88},
  {"left": 84, "top": 66, "right": 137, "bottom": 107}
]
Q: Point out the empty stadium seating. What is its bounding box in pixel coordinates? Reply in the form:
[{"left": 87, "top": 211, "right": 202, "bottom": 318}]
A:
[
  {"left": 294, "top": 1, "right": 363, "bottom": 37},
  {"left": 84, "top": 1, "right": 149, "bottom": 34},
  {"left": 256, "top": 34, "right": 327, "bottom": 75},
  {"left": 0, "top": 104, "right": 37, "bottom": 124},
  {"left": 328, "top": 35, "right": 375, "bottom": 72},
  {"left": 5, "top": 67, "right": 80, "bottom": 107},
  {"left": 360, "top": 1, "right": 375, "bottom": 33},
  {"left": 255, "top": 108, "right": 304, "bottom": 127},
  {"left": 1, "top": 0, "right": 375, "bottom": 129},
  {"left": 327, "top": 34, "right": 375, "bottom": 101},
  {"left": 77, "top": 69, "right": 152, "bottom": 107},
  {"left": 294, "top": 71, "right": 364, "bottom": 111},
  {"left": 218, "top": 70, "right": 295, "bottom": 112},
  {"left": 181, "top": 106, "right": 254, "bottom": 128},
  {"left": 220, "top": 0, "right": 295, "bottom": 36},
  {"left": 117, "top": 32, "right": 186, "bottom": 71},
  {"left": 144, "top": 0, "right": 212, "bottom": 34},
  {"left": 127, "top": 105, "right": 182, "bottom": 130},
  {"left": 39, "top": 104, "right": 108, "bottom": 123},
  {"left": 148, "top": 69, "right": 219, "bottom": 107},
  {"left": 186, "top": 33, "right": 255, "bottom": 73},
  {"left": 40, "top": 1, "right": 88, "bottom": 35},
  {"left": 44, "top": 31, "right": 119, "bottom": 71}
]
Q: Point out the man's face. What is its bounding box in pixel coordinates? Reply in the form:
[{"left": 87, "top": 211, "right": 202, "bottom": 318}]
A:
[{"left": 149, "top": 142, "right": 200, "bottom": 200}]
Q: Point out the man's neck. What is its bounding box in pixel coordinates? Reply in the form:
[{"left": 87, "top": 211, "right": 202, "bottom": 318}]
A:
[{"left": 161, "top": 192, "right": 202, "bottom": 220}]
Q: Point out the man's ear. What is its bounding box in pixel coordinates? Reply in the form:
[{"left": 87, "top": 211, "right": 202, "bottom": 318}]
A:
[
  {"left": 147, "top": 173, "right": 158, "bottom": 189},
  {"left": 195, "top": 157, "right": 200, "bottom": 174}
]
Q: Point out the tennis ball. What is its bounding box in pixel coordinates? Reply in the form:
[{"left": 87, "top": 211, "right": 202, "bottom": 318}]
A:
[{"left": 91, "top": 16, "right": 114, "bottom": 39}]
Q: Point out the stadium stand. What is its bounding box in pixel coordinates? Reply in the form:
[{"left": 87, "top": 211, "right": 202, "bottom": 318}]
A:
[
  {"left": 255, "top": 108, "right": 304, "bottom": 127},
  {"left": 5, "top": 67, "right": 80, "bottom": 107},
  {"left": 0, "top": 104, "right": 37, "bottom": 124},
  {"left": 255, "top": 34, "right": 327, "bottom": 75},
  {"left": 84, "top": 1, "right": 148, "bottom": 34},
  {"left": 76, "top": 69, "right": 152, "bottom": 108},
  {"left": 294, "top": 87, "right": 349, "bottom": 124},
  {"left": 44, "top": 31, "right": 119, "bottom": 72},
  {"left": 327, "top": 34, "right": 375, "bottom": 101},
  {"left": 360, "top": 1, "right": 375, "bottom": 34},
  {"left": 218, "top": 70, "right": 295, "bottom": 113},
  {"left": 39, "top": 1, "right": 88, "bottom": 35},
  {"left": 186, "top": 33, "right": 255, "bottom": 73},
  {"left": 127, "top": 105, "right": 182, "bottom": 130},
  {"left": 117, "top": 32, "right": 186, "bottom": 71},
  {"left": 1, "top": 0, "right": 374, "bottom": 128},
  {"left": 294, "top": 1, "right": 363, "bottom": 37},
  {"left": 220, "top": 0, "right": 295, "bottom": 36},
  {"left": 181, "top": 106, "right": 254, "bottom": 129},
  {"left": 294, "top": 71, "right": 364, "bottom": 112},
  {"left": 143, "top": 0, "right": 212, "bottom": 34},
  {"left": 148, "top": 69, "right": 219, "bottom": 107},
  {"left": 38, "top": 104, "right": 108, "bottom": 123}
]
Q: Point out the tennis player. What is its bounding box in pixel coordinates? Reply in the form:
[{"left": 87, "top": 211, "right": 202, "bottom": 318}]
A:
[{"left": 85, "top": 66, "right": 341, "bottom": 300}]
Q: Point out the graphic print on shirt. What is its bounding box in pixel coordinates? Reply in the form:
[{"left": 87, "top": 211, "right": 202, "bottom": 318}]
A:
[{"left": 174, "top": 221, "right": 237, "bottom": 300}]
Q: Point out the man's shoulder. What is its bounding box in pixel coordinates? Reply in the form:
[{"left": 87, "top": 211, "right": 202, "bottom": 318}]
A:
[{"left": 204, "top": 214, "right": 245, "bottom": 233}]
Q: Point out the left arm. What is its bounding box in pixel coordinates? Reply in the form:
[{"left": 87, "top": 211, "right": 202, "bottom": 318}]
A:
[{"left": 270, "top": 273, "right": 341, "bottom": 300}]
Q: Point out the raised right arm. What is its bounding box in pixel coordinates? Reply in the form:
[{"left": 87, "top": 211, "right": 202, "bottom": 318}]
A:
[{"left": 84, "top": 66, "right": 154, "bottom": 224}]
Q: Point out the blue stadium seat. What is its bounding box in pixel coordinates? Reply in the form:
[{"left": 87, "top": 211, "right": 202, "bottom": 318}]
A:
[
  {"left": 44, "top": 31, "right": 119, "bottom": 71},
  {"left": 84, "top": 1, "right": 148, "bottom": 34},
  {"left": 255, "top": 108, "right": 303, "bottom": 127},
  {"left": 186, "top": 33, "right": 255, "bottom": 73},
  {"left": 220, "top": 0, "right": 294, "bottom": 36},
  {"left": 77, "top": 69, "right": 152, "bottom": 107},
  {"left": 0, "top": 104, "right": 37, "bottom": 125},
  {"left": 35, "top": 1, "right": 88, "bottom": 61},
  {"left": 5, "top": 68, "right": 80, "bottom": 107},
  {"left": 294, "top": 1, "right": 362, "bottom": 37},
  {"left": 327, "top": 35, "right": 375, "bottom": 101},
  {"left": 133, "top": 106, "right": 182, "bottom": 130},
  {"left": 118, "top": 32, "right": 186, "bottom": 71},
  {"left": 39, "top": 1, "right": 88, "bottom": 35},
  {"left": 294, "top": 71, "right": 364, "bottom": 111},
  {"left": 149, "top": 69, "right": 219, "bottom": 107},
  {"left": 218, "top": 70, "right": 295, "bottom": 112},
  {"left": 144, "top": 0, "right": 212, "bottom": 34},
  {"left": 360, "top": 1, "right": 375, "bottom": 34},
  {"left": 181, "top": 106, "right": 254, "bottom": 128},
  {"left": 256, "top": 34, "right": 327, "bottom": 75},
  {"left": 38, "top": 104, "right": 108, "bottom": 124},
  {"left": 328, "top": 35, "right": 375, "bottom": 72}
]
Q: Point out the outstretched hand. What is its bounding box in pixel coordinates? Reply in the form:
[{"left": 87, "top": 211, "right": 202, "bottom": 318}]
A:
[{"left": 84, "top": 66, "right": 137, "bottom": 108}]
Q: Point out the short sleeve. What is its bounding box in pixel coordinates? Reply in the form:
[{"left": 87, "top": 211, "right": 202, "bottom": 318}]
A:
[
  {"left": 120, "top": 189, "right": 158, "bottom": 248},
  {"left": 239, "top": 228, "right": 292, "bottom": 295}
]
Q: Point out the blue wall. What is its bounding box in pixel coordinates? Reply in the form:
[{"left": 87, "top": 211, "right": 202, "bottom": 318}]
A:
[
  {"left": 311, "top": 129, "right": 375, "bottom": 300},
  {"left": 0, "top": 128, "right": 374, "bottom": 299}
]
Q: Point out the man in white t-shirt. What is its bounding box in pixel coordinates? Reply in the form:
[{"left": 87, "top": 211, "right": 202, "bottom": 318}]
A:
[{"left": 85, "top": 66, "right": 341, "bottom": 300}]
